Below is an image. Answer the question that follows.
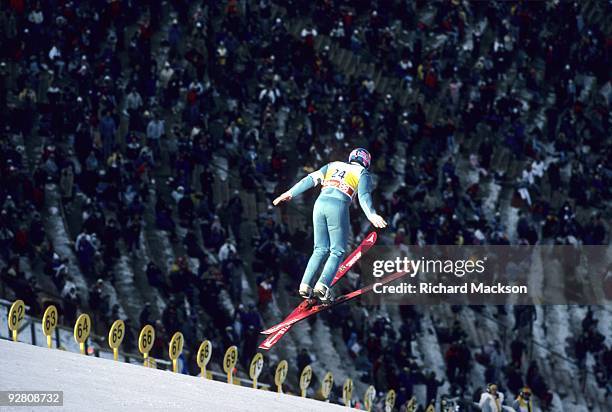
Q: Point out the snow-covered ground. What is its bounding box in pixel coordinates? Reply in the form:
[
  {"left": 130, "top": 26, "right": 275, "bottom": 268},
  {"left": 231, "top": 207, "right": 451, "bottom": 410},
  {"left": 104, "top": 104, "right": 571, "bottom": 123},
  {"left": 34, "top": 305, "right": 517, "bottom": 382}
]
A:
[{"left": 0, "top": 340, "right": 356, "bottom": 412}]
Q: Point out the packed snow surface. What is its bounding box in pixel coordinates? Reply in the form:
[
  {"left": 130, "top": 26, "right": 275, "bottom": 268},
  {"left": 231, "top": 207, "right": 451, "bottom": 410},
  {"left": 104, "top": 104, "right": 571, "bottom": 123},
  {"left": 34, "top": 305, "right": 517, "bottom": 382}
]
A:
[{"left": 0, "top": 340, "right": 355, "bottom": 412}]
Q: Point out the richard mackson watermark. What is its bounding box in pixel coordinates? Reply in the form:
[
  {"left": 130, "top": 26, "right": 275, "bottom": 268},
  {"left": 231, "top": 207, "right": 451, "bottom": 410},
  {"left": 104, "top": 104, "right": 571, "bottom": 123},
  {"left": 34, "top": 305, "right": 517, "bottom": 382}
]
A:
[
  {"left": 361, "top": 245, "right": 610, "bottom": 305},
  {"left": 371, "top": 255, "right": 527, "bottom": 295}
]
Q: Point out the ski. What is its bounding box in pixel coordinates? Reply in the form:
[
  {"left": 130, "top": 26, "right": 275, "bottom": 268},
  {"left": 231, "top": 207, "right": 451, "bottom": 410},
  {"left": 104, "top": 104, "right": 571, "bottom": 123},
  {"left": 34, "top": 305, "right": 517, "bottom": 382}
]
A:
[
  {"left": 331, "top": 231, "right": 377, "bottom": 285},
  {"left": 260, "top": 232, "right": 377, "bottom": 335},
  {"left": 259, "top": 270, "right": 409, "bottom": 350}
]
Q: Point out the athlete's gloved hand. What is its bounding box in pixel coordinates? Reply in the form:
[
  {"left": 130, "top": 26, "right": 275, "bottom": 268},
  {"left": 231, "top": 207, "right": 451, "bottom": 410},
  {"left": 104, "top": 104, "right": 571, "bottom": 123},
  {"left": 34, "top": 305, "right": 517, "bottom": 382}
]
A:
[
  {"left": 273, "top": 191, "right": 292, "bottom": 206},
  {"left": 368, "top": 214, "right": 387, "bottom": 228}
]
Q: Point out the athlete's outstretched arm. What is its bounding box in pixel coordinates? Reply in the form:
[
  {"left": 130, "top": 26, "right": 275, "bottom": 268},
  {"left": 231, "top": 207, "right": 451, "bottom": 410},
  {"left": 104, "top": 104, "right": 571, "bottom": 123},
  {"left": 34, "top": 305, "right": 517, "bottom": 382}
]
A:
[
  {"left": 357, "top": 173, "right": 387, "bottom": 228},
  {"left": 273, "top": 165, "right": 328, "bottom": 206}
]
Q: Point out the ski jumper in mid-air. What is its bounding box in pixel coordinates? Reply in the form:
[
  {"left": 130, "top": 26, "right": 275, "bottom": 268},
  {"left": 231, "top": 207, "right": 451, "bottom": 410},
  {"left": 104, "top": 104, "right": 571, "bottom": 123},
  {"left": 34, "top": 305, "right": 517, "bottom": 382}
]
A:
[{"left": 273, "top": 148, "right": 387, "bottom": 303}]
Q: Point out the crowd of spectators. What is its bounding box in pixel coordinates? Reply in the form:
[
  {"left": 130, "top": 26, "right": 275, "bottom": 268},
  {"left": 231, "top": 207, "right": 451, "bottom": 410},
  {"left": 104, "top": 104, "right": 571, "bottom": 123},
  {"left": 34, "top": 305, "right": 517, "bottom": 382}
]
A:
[{"left": 0, "top": 0, "right": 609, "bottom": 410}]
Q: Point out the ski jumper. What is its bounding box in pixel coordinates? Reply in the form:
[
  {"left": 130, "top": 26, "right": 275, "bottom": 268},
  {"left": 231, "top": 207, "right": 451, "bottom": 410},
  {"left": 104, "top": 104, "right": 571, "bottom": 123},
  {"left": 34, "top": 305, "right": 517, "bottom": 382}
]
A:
[{"left": 287, "top": 161, "right": 377, "bottom": 288}]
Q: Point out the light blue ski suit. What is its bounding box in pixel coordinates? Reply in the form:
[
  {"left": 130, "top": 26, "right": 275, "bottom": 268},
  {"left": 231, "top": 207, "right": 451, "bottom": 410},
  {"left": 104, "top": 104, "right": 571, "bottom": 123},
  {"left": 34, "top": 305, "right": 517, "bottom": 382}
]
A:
[{"left": 287, "top": 161, "right": 378, "bottom": 287}]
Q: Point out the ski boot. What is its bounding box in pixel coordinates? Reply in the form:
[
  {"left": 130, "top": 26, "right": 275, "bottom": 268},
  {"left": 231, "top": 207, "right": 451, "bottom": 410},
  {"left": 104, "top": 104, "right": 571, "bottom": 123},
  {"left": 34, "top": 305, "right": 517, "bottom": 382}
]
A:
[
  {"left": 313, "top": 282, "right": 334, "bottom": 305},
  {"left": 299, "top": 283, "right": 318, "bottom": 307},
  {"left": 299, "top": 283, "right": 313, "bottom": 299}
]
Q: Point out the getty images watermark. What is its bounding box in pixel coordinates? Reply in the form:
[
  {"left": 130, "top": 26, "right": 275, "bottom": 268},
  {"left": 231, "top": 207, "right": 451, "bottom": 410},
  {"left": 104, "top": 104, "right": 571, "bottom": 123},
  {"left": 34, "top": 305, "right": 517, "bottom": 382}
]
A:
[
  {"left": 361, "top": 245, "right": 610, "bottom": 305},
  {"left": 371, "top": 255, "right": 528, "bottom": 295}
]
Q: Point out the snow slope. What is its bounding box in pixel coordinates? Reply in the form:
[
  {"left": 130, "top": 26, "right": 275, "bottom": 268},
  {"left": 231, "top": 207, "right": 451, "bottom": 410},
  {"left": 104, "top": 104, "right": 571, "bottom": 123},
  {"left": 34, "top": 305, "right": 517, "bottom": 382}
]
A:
[{"left": 0, "top": 340, "right": 355, "bottom": 412}]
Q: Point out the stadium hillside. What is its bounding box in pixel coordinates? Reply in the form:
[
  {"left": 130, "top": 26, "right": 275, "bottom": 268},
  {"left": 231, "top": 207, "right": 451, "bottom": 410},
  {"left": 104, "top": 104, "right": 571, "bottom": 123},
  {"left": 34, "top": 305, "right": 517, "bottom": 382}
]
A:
[{"left": 0, "top": 339, "right": 357, "bottom": 412}]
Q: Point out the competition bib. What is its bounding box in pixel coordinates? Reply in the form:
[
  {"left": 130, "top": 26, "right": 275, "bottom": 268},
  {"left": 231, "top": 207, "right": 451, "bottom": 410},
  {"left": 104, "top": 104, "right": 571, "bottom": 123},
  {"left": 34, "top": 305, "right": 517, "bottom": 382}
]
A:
[{"left": 322, "top": 162, "right": 362, "bottom": 199}]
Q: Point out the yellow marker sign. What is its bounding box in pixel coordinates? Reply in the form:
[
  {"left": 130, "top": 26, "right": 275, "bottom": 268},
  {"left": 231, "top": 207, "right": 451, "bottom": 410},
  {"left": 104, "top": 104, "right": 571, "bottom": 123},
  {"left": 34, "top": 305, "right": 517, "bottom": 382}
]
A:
[
  {"left": 342, "top": 378, "right": 353, "bottom": 407},
  {"left": 249, "top": 353, "right": 264, "bottom": 389},
  {"left": 8, "top": 300, "right": 25, "bottom": 342},
  {"left": 144, "top": 357, "right": 157, "bottom": 369},
  {"left": 138, "top": 324, "right": 155, "bottom": 365},
  {"left": 425, "top": 404, "right": 435, "bottom": 412},
  {"left": 385, "top": 389, "right": 396, "bottom": 412},
  {"left": 223, "top": 345, "right": 238, "bottom": 384},
  {"left": 108, "top": 319, "right": 125, "bottom": 360},
  {"left": 74, "top": 313, "right": 91, "bottom": 354},
  {"left": 321, "top": 372, "right": 334, "bottom": 401},
  {"left": 364, "top": 385, "right": 376, "bottom": 412},
  {"left": 169, "top": 331, "right": 184, "bottom": 373},
  {"left": 197, "top": 340, "right": 212, "bottom": 378},
  {"left": 405, "top": 397, "right": 417, "bottom": 412},
  {"left": 274, "top": 360, "right": 288, "bottom": 393},
  {"left": 299, "top": 365, "right": 312, "bottom": 397},
  {"left": 42, "top": 305, "right": 58, "bottom": 348}
]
